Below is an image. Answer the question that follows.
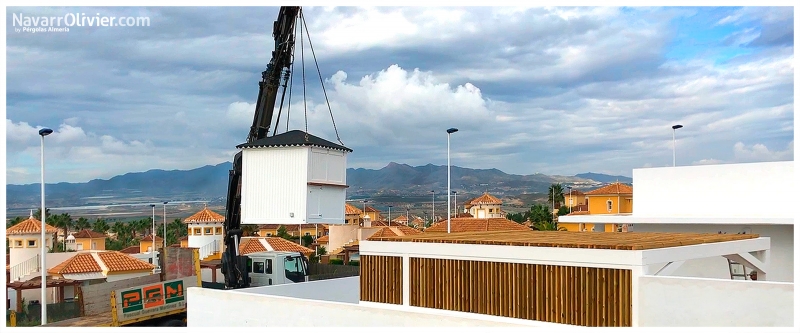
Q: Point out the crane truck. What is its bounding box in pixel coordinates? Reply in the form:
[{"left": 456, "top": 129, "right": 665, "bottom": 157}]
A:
[{"left": 221, "top": 6, "right": 311, "bottom": 290}]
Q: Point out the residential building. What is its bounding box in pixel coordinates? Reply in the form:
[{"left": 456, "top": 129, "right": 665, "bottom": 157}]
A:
[
  {"left": 238, "top": 237, "right": 315, "bottom": 257},
  {"left": 189, "top": 228, "right": 791, "bottom": 327},
  {"left": 47, "top": 250, "right": 156, "bottom": 283},
  {"left": 559, "top": 182, "right": 632, "bottom": 232},
  {"left": 391, "top": 214, "right": 408, "bottom": 225},
  {"left": 423, "top": 217, "right": 530, "bottom": 233},
  {"left": 559, "top": 160, "right": 794, "bottom": 283},
  {"left": 7, "top": 216, "right": 57, "bottom": 280},
  {"left": 184, "top": 206, "right": 225, "bottom": 261},
  {"left": 363, "top": 205, "right": 383, "bottom": 222},
  {"left": 563, "top": 189, "right": 587, "bottom": 208},
  {"left": 464, "top": 193, "right": 504, "bottom": 218},
  {"left": 257, "top": 224, "right": 326, "bottom": 238},
  {"left": 344, "top": 203, "right": 363, "bottom": 225},
  {"left": 138, "top": 234, "right": 164, "bottom": 254},
  {"left": 69, "top": 229, "right": 107, "bottom": 251}
]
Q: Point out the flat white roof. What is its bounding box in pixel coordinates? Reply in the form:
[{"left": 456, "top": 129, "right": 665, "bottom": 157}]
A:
[{"left": 558, "top": 215, "right": 793, "bottom": 225}]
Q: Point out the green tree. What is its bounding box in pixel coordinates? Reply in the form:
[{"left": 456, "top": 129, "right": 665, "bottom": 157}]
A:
[
  {"left": 6, "top": 216, "right": 25, "bottom": 229},
  {"left": 506, "top": 212, "right": 526, "bottom": 223},
  {"left": 547, "top": 183, "right": 565, "bottom": 210},
  {"left": 532, "top": 220, "right": 567, "bottom": 231},
  {"left": 557, "top": 206, "right": 570, "bottom": 216},
  {"left": 51, "top": 213, "right": 74, "bottom": 252},
  {"left": 33, "top": 208, "right": 51, "bottom": 221},
  {"left": 74, "top": 217, "right": 91, "bottom": 231},
  {"left": 301, "top": 235, "right": 314, "bottom": 247},
  {"left": 242, "top": 225, "right": 258, "bottom": 237},
  {"left": 528, "top": 204, "right": 552, "bottom": 224},
  {"left": 277, "top": 226, "right": 290, "bottom": 239},
  {"left": 92, "top": 218, "right": 110, "bottom": 234}
]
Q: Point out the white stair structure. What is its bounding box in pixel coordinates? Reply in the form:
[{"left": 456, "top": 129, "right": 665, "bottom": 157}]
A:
[
  {"left": 10, "top": 254, "right": 40, "bottom": 281},
  {"left": 199, "top": 239, "right": 221, "bottom": 261}
]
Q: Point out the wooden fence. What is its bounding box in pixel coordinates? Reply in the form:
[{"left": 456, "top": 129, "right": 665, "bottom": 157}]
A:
[
  {"left": 359, "top": 255, "right": 402, "bottom": 305},
  {"left": 360, "top": 255, "right": 633, "bottom": 327}
]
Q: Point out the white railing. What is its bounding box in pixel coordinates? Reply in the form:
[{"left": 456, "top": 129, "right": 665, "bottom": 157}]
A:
[
  {"left": 199, "top": 239, "right": 221, "bottom": 260},
  {"left": 10, "top": 254, "right": 40, "bottom": 281}
]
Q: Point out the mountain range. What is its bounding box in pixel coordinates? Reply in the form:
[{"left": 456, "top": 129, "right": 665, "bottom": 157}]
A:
[{"left": 6, "top": 162, "right": 631, "bottom": 209}]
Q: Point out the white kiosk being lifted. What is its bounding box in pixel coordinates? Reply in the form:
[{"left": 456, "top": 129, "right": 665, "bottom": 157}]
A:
[{"left": 237, "top": 130, "right": 352, "bottom": 226}]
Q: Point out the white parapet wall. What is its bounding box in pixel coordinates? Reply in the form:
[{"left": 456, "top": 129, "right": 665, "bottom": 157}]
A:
[
  {"left": 187, "top": 277, "right": 572, "bottom": 327},
  {"left": 632, "top": 161, "right": 793, "bottom": 219},
  {"left": 637, "top": 275, "right": 794, "bottom": 327}
]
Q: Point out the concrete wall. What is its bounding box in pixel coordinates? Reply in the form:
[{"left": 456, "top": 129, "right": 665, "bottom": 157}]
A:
[
  {"left": 106, "top": 271, "right": 151, "bottom": 283},
  {"left": 638, "top": 275, "right": 793, "bottom": 327},
  {"left": 163, "top": 247, "right": 197, "bottom": 281},
  {"left": 238, "top": 276, "right": 360, "bottom": 303},
  {"left": 636, "top": 224, "right": 793, "bottom": 282},
  {"left": 327, "top": 225, "right": 359, "bottom": 252},
  {"left": 187, "top": 283, "right": 563, "bottom": 327},
  {"left": 632, "top": 161, "right": 793, "bottom": 218}
]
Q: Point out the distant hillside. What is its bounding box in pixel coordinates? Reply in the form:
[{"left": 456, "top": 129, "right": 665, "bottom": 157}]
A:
[
  {"left": 574, "top": 172, "right": 632, "bottom": 184},
  {"left": 6, "top": 162, "right": 626, "bottom": 208}
]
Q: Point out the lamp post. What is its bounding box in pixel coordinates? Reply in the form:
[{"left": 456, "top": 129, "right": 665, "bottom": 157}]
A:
[
  {"left": 447, "top": 127, "right": 459, "bottom": 233},
  {"left": 150, "top": 204, "right": 156, "bottom": 267},
  {"left": 452, "top": 191, "right": 458, "bottom": 217},
  {"left": 672, "top": 124, "right": 683, "bottom": 167},
  {"left": 162, "top": 201, "right": 168, "bottom": 249},
  {"left": 430, "top": 190, "right": 435, "bottom": 225},
  {"left": 566, "top": 186, "right": 572, "bottom": 214},
  {"left": 38, "top": 127, "right": 53, "bottom": 325},
  {"left": 388, "top": 205, "right": 393, "bottom": 226}
]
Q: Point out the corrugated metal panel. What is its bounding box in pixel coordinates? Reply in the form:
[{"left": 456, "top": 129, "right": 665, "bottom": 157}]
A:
[
  {"left": 241, "top": 147, "right": 308, "bottom": 224},
  {"left": 306, "top": 185, "right": 346, "bottom": 224}
]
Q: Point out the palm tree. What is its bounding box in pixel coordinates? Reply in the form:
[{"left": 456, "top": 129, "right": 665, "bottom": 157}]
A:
[
  {"left": 532, "top": 220, "right": 567, "bottom": 231},
  {"left": 92, "top": 218, "right": 110, "bottom": 234},
  {"left": 75, "top": 217, "right": 91, "bottom": 231},
  {"left": 33, "top": 208, "right": 51, "bottom": 221},
  {"left": 547, "top": 183, "right": 565, "bottom": 210},
  {"left": 6, "top": 216, "right": 25, "bottom": 229}
]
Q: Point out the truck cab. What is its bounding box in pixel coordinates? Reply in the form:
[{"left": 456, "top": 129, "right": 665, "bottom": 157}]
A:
[{"left": 245, "top": 251, "right": 309, "bottom": 287}]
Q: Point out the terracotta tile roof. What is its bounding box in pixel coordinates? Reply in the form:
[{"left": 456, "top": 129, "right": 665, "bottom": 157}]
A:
[
  {"left": 585, "top": 182, "right": 633, "bottom": 196},
  {"left": 368, "top": 227, "right": 399, "bottom": 239},
  {"left": 72, "top": 229, "right": 106, "bottom": 239},
  {"left": 454, "top": 212, "right": 474, "bottom": 218},
  {"left": 119, "top": 246, "right": 141, "bottom": 254},
  {"left": 257, "top": 224, "right": 323, "bottom": 232},
  {"left": 565, "top": 189, "right": 585, "bottom": 196},
  {"left": 140, "top": 235, "right": 162, "bottom": 242},
  {"left": 48, "top": 253, "right": 103, "bottom": 274},
  {"left": 364, "top": 206, "right": 380, "bottom": 212},
  {"left": 6, "top": 217, "right": 58, "bottom": 235},
  {"left": 239, "top": 238, "right": 267, "bottom": 255},
  {"left": 183, "top": 207, "right": 225, "bottom": 224},
  {"left": 316, "top": 235, "right": 329, "bottom": 243},
  {"left": 392, "top": 215, "right": 408, "bottom": 222},
  {"left": 239, "top": 237, "right": 314, "bottom": 255},
  {"left": 264, "top": 238, "right": 314, "bottom": 255},
  {"left": 468, "top": 193, "right": 503, "bottom": 205},
  {"left": 97, "top": 251, "right": 156, "bottom": 272},
  {"left": 424, "top": 218, "right": 530, "bottom": 233},
  {"left": 394, "top": 225, "right": 423, "bottom": 235},
  {"left": 345, "top": 203, "right": 363, "bottom": 215}
]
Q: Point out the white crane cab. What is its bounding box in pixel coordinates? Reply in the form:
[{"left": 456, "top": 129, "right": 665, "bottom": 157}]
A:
[{"left": 245, "top": 251, "right": 309, "bottom": 287}]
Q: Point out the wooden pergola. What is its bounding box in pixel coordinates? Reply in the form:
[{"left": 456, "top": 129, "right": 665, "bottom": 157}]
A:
[
  {"left": 361, "top": 231, "right": 770, "bottom": 327},
  {"left": 6, "top": 276, "right": 82, "bottom": 313}
]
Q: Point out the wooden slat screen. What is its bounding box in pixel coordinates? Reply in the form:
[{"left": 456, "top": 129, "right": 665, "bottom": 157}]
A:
[
  {"left": 360, "top": 255, "right": 403, "bottom": 305},
  {"left": 408, "top": 258, "right": 632, "bottom": 327}
]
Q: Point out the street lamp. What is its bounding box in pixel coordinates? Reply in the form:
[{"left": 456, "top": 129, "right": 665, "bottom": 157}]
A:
[
  {"left": 452, "top": 191, "right": 458, "bottom": 217},
  {"left": 672, "top": 124, "right": 683, "bottom": 167},
  {"left": 162, "top": 201, "right": 169, "bottom": 249},
  {"left": 388, "top": 205, "right": 393, "bottom": 226},
  {"left": 38, "top": 127, "right": 52, "bottom": 325},
  {"left": 150, "top": 204, "right": 156, "bottom": 267},
  {"left": 446, "top": 127, "right": 459, "bottom": 233},
  {"left": 430, "top": 190, "right": 435, "bottom": 225},
  {"left": 566, "top": 185, "right": 572, "bottom": 214}
]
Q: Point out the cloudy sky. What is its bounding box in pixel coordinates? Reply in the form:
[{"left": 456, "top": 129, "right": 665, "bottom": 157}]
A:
[{"left": 4, "top": 6, "right": 795, "bottom": 185}]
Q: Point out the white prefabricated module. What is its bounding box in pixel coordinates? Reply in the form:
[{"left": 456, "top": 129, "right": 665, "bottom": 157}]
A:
[{"left": 237, "top": 130, "right": 352, "bottom": 225}]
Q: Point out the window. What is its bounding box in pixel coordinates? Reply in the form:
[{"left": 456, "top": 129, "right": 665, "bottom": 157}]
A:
[
  {"left": 77, "top": 243, "right": 84, "bottom": 251},
  {"left": 215, "top": 227, "right": 222, "bottom": 235},
  {"left": 305, "top": 232, "right": 310, "bottom": 236},
  {"left": 569, "top": 198, "right": 574, "bottom": 206},
  {"left": 27, "top": 240, "right": 37, "bottom": 248},
  {"left": 194, "top": 228, "right": 201, "bottom": 235},
  {"left": 265, "top": 259, "right": 273, "bottom": 274},
  {"left": 91, "top": 241, "right": 96, "bottom": 250},
  {"left": 284, "top": 256, "right": 306, "bottom": 283},
  {"left": 489, "top": 209, "right": 493, "bottom": 213},
  {"left": 204, "top": 227, "right": 212, "bottom": 235},
  {"left": 253, "top": 261, "right": 265, "bottom": 274},
  {"left": 15, "top": 240, "right": 22, "bottom": 247},
  {"left": 607, "top": 200, "right": 613, "bottom": 212},
  {"left": 266, "top": 233, "right": 273, "bottom": 236}
]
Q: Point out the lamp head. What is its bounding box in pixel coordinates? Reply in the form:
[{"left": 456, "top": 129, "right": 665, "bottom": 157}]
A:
[
  {"left": 446, "top": 128, "right": 459, "bottom": 134},
  {"left": 672, "top": 124, "right": 683, "bottom": 130},
  {"left": 39, "top": 128, "right": 53, "bottom": 137}
]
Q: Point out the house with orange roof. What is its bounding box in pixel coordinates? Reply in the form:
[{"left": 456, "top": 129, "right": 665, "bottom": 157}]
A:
[
  {"left": 69, "top": 229, "right": 107, "bottom": 251},
  {"left": 183, "top": 206, "right": 225, "bottom": 260},
  {"left": 257, "top": 224, "right": 326, "bottom": 238},
  {"left": 423, "top": 217, "right": 530, "bottom": 233},
  {"left": 391, "top": 214, "right": 408, "bottom": 225},
  {"left": 6, "top": 215, "right": 58, "bottom": 280},
  {"left": 363, "top": 205, "right": 383, "bottom": 222},
  {"left": 464, "top": 192, "right": 504, "bottom": 218},
  {"left": 139, "top": 234, "right": 164, "bottom": 254},
  {"left": 345, "top": 203, "right": 363, "bottom": 225},
  {"left": 559, "top": 182, "right": 633, "bottom": 232},
  {"left": 563, "top": 188, "right": 588, "bottom": 208},
  {"left": 48, "top": 250, "right": 156, "bottom": 282}
]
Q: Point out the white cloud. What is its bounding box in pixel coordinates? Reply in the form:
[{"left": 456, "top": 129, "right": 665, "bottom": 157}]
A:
[{"left": 733, "top": 141, "right": 794, "bottom": 162}]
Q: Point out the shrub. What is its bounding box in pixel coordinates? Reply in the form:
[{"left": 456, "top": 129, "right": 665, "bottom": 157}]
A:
[
  {"left": 347, "top": 261, "right": 360, "bottom": 266},
  {"left": 329, "top": 258, "right": 344, "bottom": 265}
]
